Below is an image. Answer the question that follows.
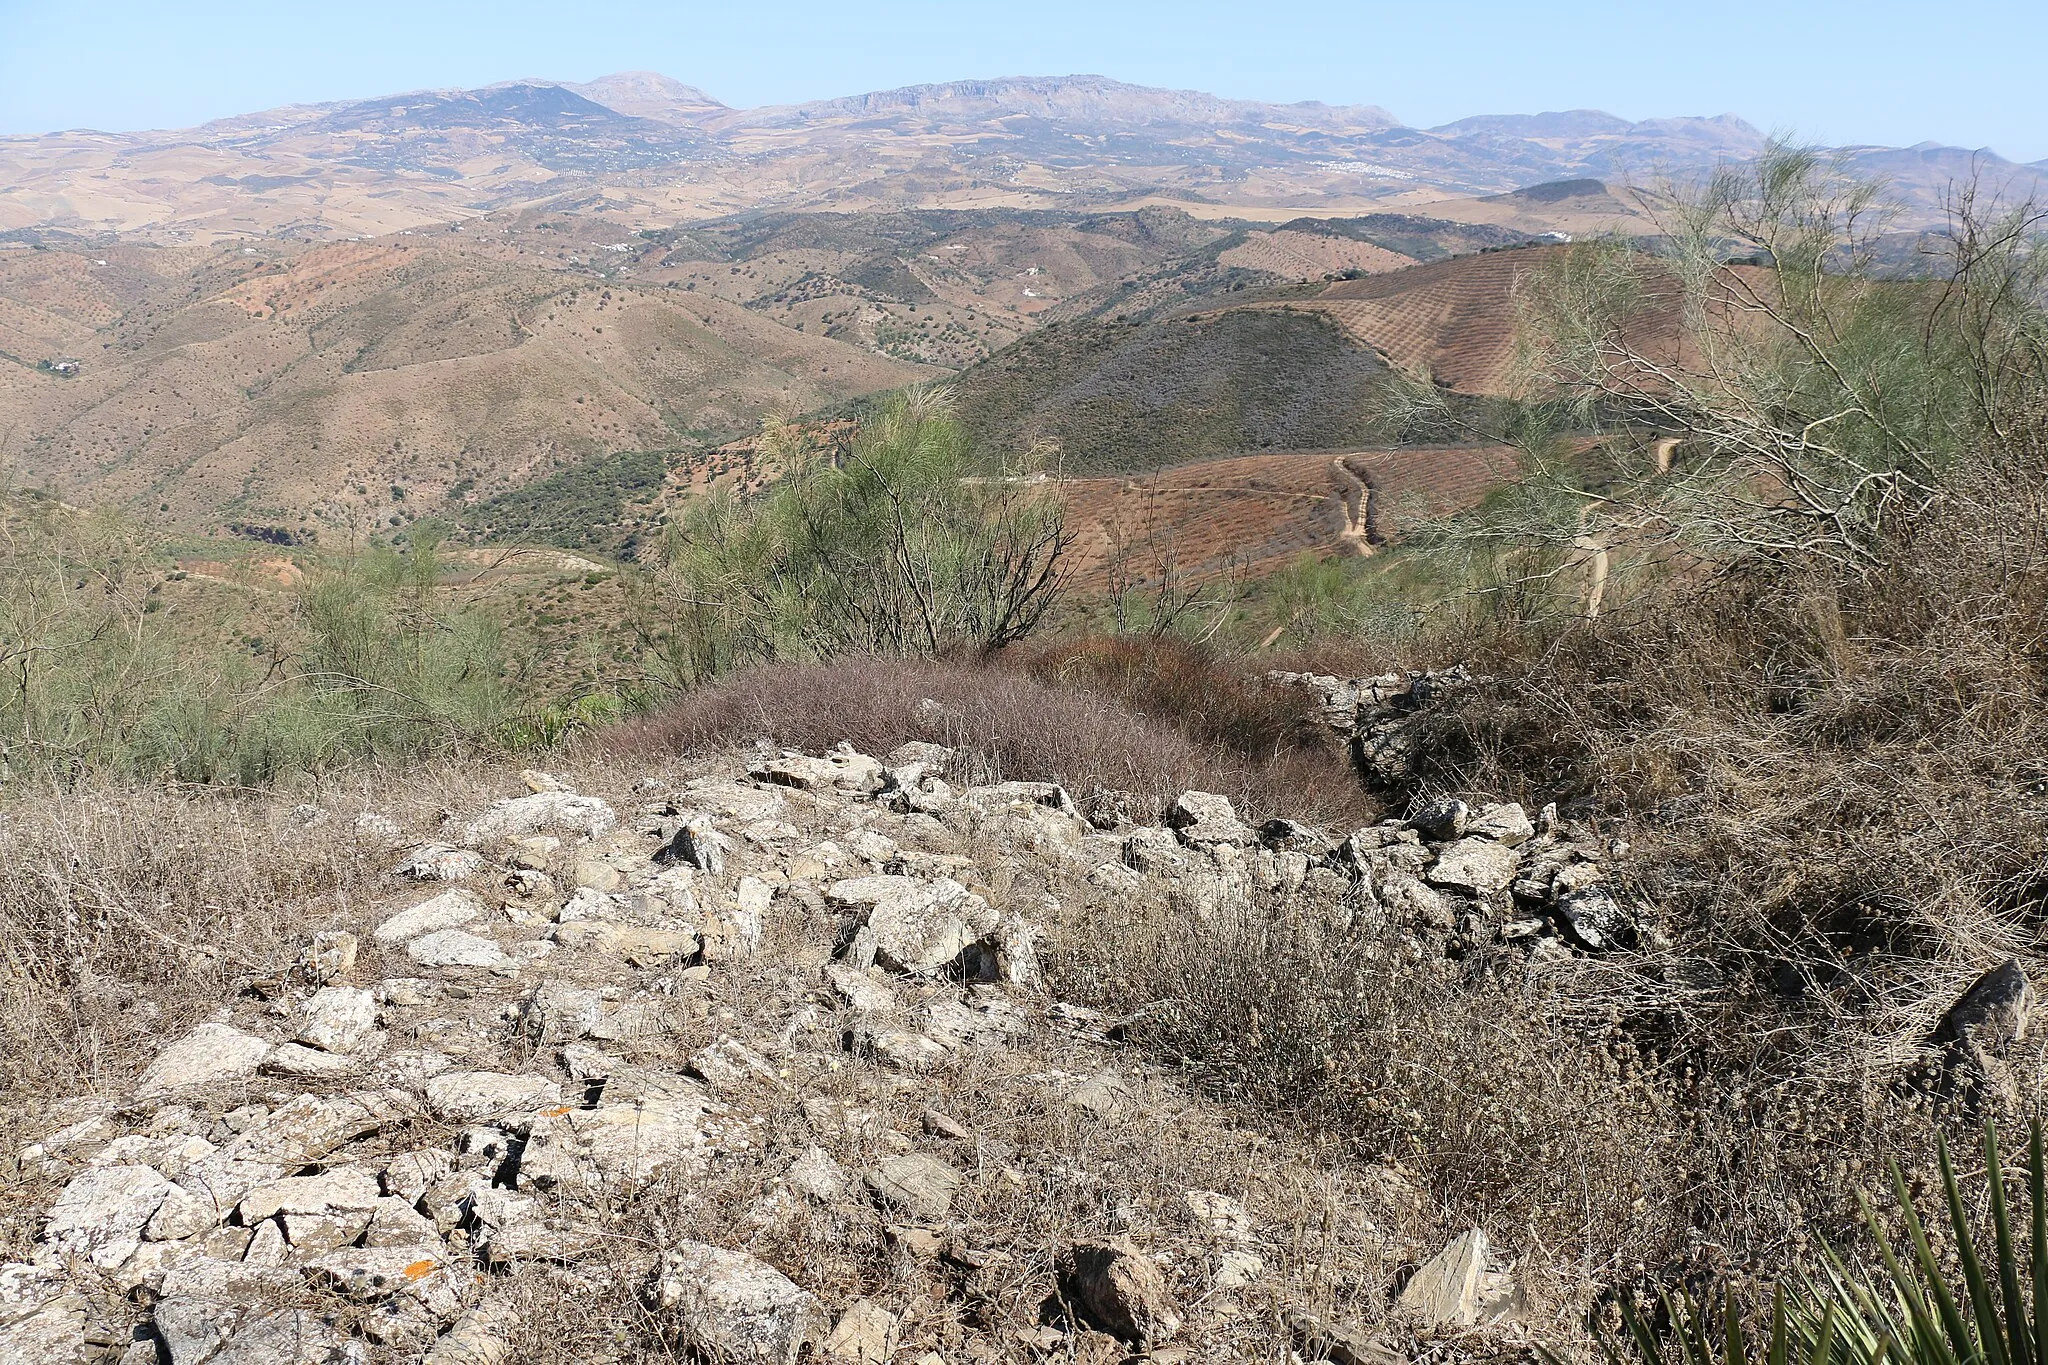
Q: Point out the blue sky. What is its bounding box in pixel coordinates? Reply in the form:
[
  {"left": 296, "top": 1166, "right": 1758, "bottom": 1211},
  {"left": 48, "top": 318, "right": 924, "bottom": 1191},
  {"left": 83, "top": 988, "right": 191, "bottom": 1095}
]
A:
[{"left": 2, "top": 0, "right": 2043, "bottom": 162}]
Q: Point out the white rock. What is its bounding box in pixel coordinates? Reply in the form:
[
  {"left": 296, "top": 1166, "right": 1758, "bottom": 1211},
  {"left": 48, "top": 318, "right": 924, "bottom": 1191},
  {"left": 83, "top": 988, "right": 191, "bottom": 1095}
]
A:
[
  {"left": 297, "top": 986, "right": 378, "bottom": 1053},
  {"left": 0, "top": 1263, "right": 88, "bottom": 1365},
  {"left": 263, "top": 1043, "right": 359, "bottom": 1079},
  {"left": 145, "top": 1184, "right": 218, "bottom": 1242},
  {"left": 1471, "top": 802, "right": 1535, "bottom": 847},
  {"left": 824, "top": 1299, "right": 898, "bottom": 1362},
  {"left": 137, "top": 1022, "right": 272, "bottom": 1099},
  {"left": 407, "top": 929, "right": 507, "bottom": 968},
  {"left": 1427, "top": 838, "right": 1519, "bottom": 895},
  {"left": 1397, "top": 1228, "right": 1520, "bottom": 1328},
  {"left": 426, "top": 1072, "right": 562, "bottom": 1123},
  {"left": 154, "top": 1300, "right": 346, "bottom": 1365},
  {"left": 827, "top": 875, "right": 986, "bottom": 974},
  {"left": 305, "top": 930, "right": 358, "bottom": 985},
  {"left": 466, "top": 790, "right": 618, "bottom": 844},
  {"left": 1168, "top": 791, "right": 1251, "bottom": 846},
  {"left": 374, "top": 889, "right": 484, "bottom": 945},
  {"left": 784, "top": 1147, "right": 849, "bottom": 1203},
  {"left": 516, "top": 1096, "right": 717, "bottom": 1190},
  {"left": 824, "top": 963, "right": 898, "bottom": 1014},
  {"left": 654, "top": 1241, "right": 830, "bottom": 1365},
  {"left": 239, "top": 1167, "right": 381, "bottom": 1222},
  {"left": 396, "top": 844, "right": 486, "bottom": 881},
  {"left": 865, "top": 1152, "right": 962, "bottom": 1220},
  {"left": 44, "top": 1165, "right": 174, "bottom": 1268}
]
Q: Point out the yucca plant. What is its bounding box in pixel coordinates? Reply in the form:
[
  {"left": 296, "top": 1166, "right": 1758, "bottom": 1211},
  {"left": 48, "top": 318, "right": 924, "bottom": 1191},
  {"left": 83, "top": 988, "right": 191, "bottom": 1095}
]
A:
[{"left": 1569, "top": 1121, "right": 2048, "bottom": 1365}]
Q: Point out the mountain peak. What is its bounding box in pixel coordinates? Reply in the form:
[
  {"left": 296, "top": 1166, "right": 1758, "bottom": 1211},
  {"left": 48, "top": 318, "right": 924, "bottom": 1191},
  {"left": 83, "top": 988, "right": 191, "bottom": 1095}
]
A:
[{"left": 566, "top": 71, "right": 727, "bottom": 123}]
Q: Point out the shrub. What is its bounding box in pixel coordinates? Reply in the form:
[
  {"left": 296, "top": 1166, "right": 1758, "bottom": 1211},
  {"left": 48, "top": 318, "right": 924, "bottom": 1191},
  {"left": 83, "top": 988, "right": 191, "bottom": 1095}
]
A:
[
  {"left": 637, "top": 392, "right": 1071, "bottom": 687},
  {"left": 597, "top": 653, "right": 1369, "bottom": 827}
]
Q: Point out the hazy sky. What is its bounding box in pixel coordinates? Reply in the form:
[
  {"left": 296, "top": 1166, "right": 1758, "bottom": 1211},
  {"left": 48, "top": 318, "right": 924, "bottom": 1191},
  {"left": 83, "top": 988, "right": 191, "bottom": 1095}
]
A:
[{"left": 3, "top": 0, "right": 2043, "bottom": 162}]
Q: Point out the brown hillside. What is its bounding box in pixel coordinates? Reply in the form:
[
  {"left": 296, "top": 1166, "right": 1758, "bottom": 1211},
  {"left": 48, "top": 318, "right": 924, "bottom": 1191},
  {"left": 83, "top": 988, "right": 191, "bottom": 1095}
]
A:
[
  {"left": 1060, "top": 443, "right": 1521, "bottom": 588},
  {"left": 1290, "top": 246, "right": 1576, "bottom": 394}
]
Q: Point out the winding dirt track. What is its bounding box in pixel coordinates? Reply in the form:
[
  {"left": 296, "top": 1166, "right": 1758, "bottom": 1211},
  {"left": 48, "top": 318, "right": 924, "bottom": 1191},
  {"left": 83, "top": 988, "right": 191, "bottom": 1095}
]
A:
[{"left": 1057, "top": 443, "right": 1524, "bottom": 589}]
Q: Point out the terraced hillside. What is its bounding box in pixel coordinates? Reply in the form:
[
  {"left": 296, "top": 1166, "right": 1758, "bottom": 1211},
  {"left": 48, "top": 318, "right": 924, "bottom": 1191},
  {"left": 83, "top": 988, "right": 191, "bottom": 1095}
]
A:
[
  {"left": 1296, "top": 245, "right": 1572, "bottom": 393},
  {"left": 1059, "top": 443, "right": 1523, "bottom": 588}
]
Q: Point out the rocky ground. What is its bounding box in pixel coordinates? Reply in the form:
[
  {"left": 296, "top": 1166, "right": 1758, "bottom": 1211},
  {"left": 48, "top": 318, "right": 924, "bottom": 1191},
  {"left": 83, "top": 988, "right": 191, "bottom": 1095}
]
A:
[{"left": 2, "top": 736, "right": 1640, "bottom": 1365}]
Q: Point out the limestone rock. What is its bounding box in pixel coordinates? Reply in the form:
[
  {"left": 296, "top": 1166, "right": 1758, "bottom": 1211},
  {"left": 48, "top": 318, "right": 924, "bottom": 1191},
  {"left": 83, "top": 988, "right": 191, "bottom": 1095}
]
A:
[
  {"left": 1408, "top": 797, "right": 1470, "bottom": 842},
  {"left": 1397, "top": 1228, "right": 1519, "bottom": 1329},
  {"left": 825, "top": 1299, "right": 898, "bottom": 1362},
  {"left": 1936, "top": 960, "right": 2033, "bottom": 1055},
  {"left": 466, "top": 790, "right": 617, "bottom": 843},
  {"left": 224, "top": 1089, "right": 420, "bottom": 1169},
  {"left": 424, "top": 1295, "right": 519, "bottom": 1365},
  {"left": 406, "top": 928, "right": 508, "bottom": 969},
  {"left": 354, "top": 811, "right": 404, "bottom": 845},
  {"left": 784, "top": 1147, "right": 849, "bottom": 1203},
  {"left": 0, "top": 1264, "right": 89, "bottom": 1365},
  {"left": 374, "top": 888, "right": 484, "bottom": 945},
  {"left": 425, "top": 1072, "right": 563, "bottom": 1123},
  {"left": 136, "top": 1022, "right": 272, "bottom": 1100},
  {"left": 1167, "top": 791, "right": 1250, "bottom": 847},
  {"left": 153, "top": 1300, "right": 350, "bottom": 1365},
  {"left": 45, "top": 1165, "right": 175, "bottom": 1268},
  {"left": 865, "top": 1030, "right": 950, "bottom": 1072},
  {"left": 305, "top": 931, "right": 358, "bottom": 985},
  {"left": 1426, "top": 838, "right": 1519, "bottom": 896},
  {"left": 1057, "top": 1239, "right": 1182, "bottom": 1348},
  {"left": 827, "top": 875, "right": 988, "bottom": 975},
  {"left": 549, "top": 920, "right": 698, "bottom": 962},
  {"left": 516, "top": 1096, "right": 718, "bottom": 1190},
  {"left": 825, "top": 963, "right": 899, "bottom": 1014},
  {"left": 865, "top": 1153, "right": 961, "bottom": 1221},
  {"left": 1470, "top": 802, "right": 1535, "bottom": 847},
  {"left": 653, "top": 1241, "right": 830, "bottom": 1365},
  {"left": 297, "top": 986, "right": 378, "bottom": 1053},
  {"left": 660, "top": 815, "right": 729, "bottom": 874},
  {"left": 1182, "top": 1189, "right": 1254, "bottom": 1243},
  {"left": 146, "top": 1184, "right": 218, "bottom": 1242},
  {"left": 1558, "top": 886, "right": 1633, "bottom": 951},
  {"left": 395, "top": 844, "right": 485, "bottom": 882},
  {"left": 753, "top": 746, "right": 885, "bottom": 795},
  {"left": 239, "top": 1168, "right": 381, "bottom": 1222}
]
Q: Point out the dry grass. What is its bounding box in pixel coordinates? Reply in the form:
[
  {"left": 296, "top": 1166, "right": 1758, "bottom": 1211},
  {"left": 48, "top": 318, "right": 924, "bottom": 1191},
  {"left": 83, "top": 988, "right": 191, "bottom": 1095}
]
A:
[{"left": 598, "top": 652, "right": 1372, "bottom": 829}]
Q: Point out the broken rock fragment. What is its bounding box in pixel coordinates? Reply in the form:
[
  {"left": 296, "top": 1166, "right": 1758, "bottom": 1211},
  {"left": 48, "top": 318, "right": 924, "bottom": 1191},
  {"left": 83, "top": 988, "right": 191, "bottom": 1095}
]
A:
[
  {"left": 374, "top": 888, "right": 484, "bottom": 945},
  {"left": 296, "top": 986, "right": 378, "bottom": 1053},
  {"left": 1167, "top": 790, "right": 1250, "bottom": 847},
  {"left": 137, "top": 1022, "right": 273, "bottom": 1099},
  {"left": 865, "top": 1153, "right": 962, "bottom": 1221},
  {"left": 1397, "top": 1228, "right": 1520, "bottom": 1328},
  {"left": 1057, "top": 1238, "right": 1182, "bottom": 1349},
  {"left": 652, "top": 1241, "right": 829, "bottom": 1365}
]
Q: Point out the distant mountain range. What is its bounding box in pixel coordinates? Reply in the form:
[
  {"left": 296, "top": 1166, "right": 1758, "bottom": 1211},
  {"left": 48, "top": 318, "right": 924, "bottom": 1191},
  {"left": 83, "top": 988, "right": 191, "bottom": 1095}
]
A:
[{"left": 3, "top": 73, "right": 2038, "bottom": 241}]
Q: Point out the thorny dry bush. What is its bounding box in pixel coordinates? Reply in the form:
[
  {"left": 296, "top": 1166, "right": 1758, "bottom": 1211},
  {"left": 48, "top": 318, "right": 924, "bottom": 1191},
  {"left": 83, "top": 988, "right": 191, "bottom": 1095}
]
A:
[
  {"left": 1037, "top": 877, "right": 1989, "bottom": 1319},
  {"left": 600, "top": 652, "right": 1371, "bottom": 829}
]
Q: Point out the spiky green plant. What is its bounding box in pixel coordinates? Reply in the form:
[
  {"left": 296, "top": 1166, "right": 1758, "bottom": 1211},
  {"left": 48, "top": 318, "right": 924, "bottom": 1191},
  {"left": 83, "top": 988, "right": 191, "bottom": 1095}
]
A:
[{"left": 1570, "top": 1122, "right": 2048, "bottom": 1365}]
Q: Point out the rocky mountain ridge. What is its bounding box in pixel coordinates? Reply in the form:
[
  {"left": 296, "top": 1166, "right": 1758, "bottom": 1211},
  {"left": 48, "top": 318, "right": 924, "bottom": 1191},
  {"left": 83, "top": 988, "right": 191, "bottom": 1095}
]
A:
[{"left": 4, "top": 73, "right": 2030, "bottom": 242}]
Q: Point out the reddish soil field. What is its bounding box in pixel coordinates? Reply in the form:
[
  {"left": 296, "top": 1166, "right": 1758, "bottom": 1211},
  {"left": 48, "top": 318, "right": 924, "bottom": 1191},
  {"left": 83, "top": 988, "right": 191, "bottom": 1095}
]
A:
[{"left": 1059, "top": 443, "right": 1522, "bottom": 589}]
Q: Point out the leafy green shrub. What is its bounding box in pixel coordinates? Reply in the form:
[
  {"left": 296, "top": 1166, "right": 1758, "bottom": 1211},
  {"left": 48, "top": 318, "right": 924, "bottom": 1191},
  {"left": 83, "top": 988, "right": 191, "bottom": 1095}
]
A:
[{"left": 638, "top": 392, "right": 1070, "bottom": 686}]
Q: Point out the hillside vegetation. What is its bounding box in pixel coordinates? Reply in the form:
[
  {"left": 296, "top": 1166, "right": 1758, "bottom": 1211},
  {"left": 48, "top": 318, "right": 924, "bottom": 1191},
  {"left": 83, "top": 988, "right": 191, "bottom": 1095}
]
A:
[{"left": 948, "top": 308, "right": 1399, "bottom": 472}]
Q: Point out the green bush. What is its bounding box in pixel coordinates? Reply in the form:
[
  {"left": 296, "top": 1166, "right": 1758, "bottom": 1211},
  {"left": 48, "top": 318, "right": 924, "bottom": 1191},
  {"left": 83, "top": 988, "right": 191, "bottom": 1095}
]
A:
[
  {"left": 0, "top": 506, "right": 520, "bottom": 786},
  {"left": 638, "top": 391, "right": 1071, "bottom": 687}
]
